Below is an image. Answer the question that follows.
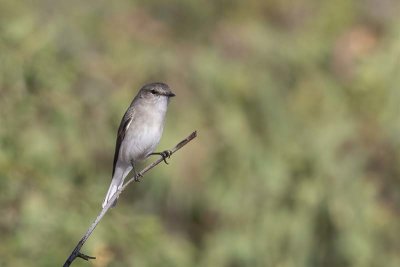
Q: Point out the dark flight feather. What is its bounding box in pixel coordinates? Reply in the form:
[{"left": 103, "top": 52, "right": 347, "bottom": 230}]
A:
[{"left": 112, "top": 110, "right": 134, "bottom": 176}]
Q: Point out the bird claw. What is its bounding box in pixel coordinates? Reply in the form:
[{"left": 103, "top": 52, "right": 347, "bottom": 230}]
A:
[
  {"left": 149, "top": 150, "right": 172, "bottom": 164},
  {"left": 134, "top": 173, "right": 143, "bottom": 182},
  {"left": 160, "top": 150, "right": 172, "bottom": 164}
]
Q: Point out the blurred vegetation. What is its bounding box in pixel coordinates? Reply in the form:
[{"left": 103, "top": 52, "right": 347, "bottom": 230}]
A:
[{"left": 1, "top": 0, "right": 400, "bottom": 266}]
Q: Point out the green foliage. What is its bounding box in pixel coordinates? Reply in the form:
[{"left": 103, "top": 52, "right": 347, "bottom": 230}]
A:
[{"left": 1, "top": 0, "right": 400, "bottom": 266}]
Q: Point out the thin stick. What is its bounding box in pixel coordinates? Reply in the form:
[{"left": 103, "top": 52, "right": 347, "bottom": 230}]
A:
[{"left": 63, "top": 131, "right": 197, "bottom": 267}]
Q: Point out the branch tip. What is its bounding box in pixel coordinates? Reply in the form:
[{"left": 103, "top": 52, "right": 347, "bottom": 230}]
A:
[{"left": 77, "top": 252, "right": 96, "bottom": 261}]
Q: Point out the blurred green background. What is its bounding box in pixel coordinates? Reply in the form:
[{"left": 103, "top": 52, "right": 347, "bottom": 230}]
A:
[{"left": 1, "top": 0, "right": 400, "bottom": 266}]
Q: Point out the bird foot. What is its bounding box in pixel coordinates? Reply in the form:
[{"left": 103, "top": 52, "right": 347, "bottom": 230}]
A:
[
  {"left": 152, "top": 150, "right": 172, "bottom": 164},
  {"left": 134, "top": 173, "right": 143, "bottom": 182},
  {"left": 161, "top": 150, "right": 172, "bottom": 163}
]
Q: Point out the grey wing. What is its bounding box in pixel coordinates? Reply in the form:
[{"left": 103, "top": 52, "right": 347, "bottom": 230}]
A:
[{"left": 112, "top": 109, "right": 134, "bottom": 176}]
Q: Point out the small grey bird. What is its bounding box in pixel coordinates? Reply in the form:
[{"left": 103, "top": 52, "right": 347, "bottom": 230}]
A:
[{"left": 102, "top": 82, "right": 175, "bottom": 208}]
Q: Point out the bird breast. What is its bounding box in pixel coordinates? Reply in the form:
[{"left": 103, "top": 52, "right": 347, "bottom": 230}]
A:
[{"left": 120, "top": 104, "right": 167, "bottom": 163}]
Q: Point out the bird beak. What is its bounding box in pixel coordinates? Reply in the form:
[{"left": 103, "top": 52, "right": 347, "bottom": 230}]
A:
[{"left": 167, "top": 92, "right": 176, "bottom": 97}]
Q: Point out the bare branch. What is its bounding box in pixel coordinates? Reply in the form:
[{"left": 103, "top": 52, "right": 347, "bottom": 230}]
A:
[{"left": 63, "top": 131, "right": 197, "bottom": 267}]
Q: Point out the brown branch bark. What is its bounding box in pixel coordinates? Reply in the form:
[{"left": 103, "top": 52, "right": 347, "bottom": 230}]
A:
[{"left": 63, "top": 131, "right": 197, "bottom": 267}]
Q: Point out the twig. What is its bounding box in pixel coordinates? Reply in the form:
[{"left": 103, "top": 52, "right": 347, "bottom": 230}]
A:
[{"left": 63, "top": 131, "right": 197, "bottom": 267}]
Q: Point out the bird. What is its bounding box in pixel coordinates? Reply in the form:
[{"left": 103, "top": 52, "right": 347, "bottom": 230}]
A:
[{"left": 102, "top": 82, "right": 175, "bottom": 208}]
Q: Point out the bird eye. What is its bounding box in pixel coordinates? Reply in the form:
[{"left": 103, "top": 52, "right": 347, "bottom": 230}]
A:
[{"left": 150, "top": 89, "right": 157, "bottom": 94}]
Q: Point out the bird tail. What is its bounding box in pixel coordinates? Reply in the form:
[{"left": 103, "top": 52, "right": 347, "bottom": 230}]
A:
[
  {"left": 102, "top": 166, "right": 131, "bottom": 208},
  {"left": 102, "top": 177, "right": 121, "bottom": 208}
]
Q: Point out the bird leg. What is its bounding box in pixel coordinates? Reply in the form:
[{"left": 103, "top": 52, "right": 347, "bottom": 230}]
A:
[
  {"left": 149, "top": 150, "right": 172, "bottom": 164},
  {"left": 130, "top": 160, "right": 143, "bottom": 182}
]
